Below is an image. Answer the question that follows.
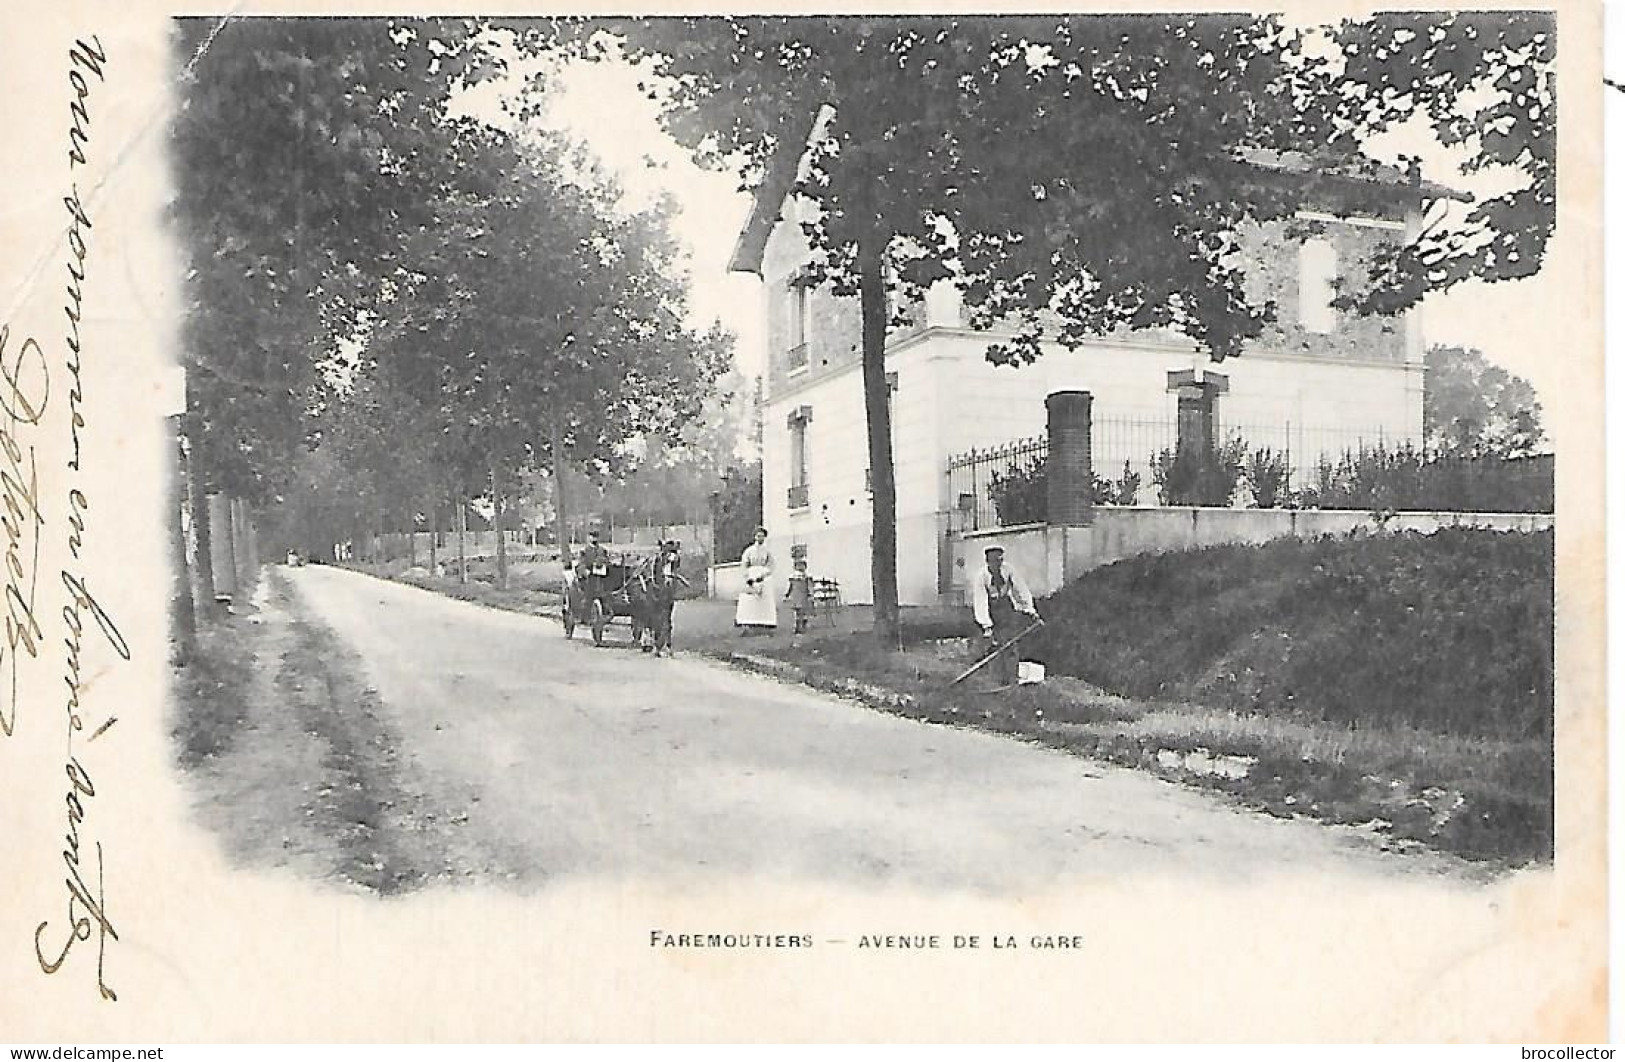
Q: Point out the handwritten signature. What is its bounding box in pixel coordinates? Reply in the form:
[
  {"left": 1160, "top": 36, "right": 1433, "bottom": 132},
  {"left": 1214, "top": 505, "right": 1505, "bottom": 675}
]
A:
[{"left": 0, "top": 326, "right": 47, "bottom": 738}]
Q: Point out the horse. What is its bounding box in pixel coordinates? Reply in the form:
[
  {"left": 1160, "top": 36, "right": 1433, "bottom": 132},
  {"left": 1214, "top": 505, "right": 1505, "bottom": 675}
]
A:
[{"left": 632, "top": 550, "right": 688, "bottom": 657}]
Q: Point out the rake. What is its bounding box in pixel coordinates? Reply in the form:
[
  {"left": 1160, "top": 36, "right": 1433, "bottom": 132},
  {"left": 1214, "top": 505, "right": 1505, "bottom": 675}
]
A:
[{"left": 949, "top": 616, "right": 1046, "bottom": 687}]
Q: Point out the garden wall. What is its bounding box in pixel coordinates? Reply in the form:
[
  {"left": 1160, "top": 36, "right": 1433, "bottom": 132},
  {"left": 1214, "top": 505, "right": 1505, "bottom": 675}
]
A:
[{"left": 710, "top": 561, "right": 745, "bottom": 601}]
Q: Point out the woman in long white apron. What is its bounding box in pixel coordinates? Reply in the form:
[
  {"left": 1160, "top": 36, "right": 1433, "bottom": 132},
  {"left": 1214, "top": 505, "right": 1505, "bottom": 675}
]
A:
[{"left": 735, "top": 527, "right": 778, "bottom": 632}]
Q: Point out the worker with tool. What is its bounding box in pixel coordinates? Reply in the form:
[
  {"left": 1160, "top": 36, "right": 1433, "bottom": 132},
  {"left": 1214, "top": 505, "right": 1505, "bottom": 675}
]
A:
[{"left": 970, "top": 545, "right": 1041, "bottom": 688}]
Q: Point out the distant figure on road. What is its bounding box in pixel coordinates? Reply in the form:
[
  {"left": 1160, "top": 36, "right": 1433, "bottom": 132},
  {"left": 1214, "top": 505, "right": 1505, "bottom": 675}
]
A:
[
  {"left": 735, "top": 526, "right": 777, "bottom": 634},
  {"left": 971, "top": 545, "right": 1039, "bottom": 686}
]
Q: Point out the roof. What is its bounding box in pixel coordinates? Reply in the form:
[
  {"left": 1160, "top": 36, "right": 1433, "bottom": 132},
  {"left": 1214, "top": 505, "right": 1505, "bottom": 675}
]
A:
[
  {"left": 727, "top": 135, "right": 1470, "bottom": 276},
  {"left": 1238, "top": 147, "right": 1471, "bottom": 203},
  {"left": 727, "top": 108, "right": 826, "bottom": 276}
]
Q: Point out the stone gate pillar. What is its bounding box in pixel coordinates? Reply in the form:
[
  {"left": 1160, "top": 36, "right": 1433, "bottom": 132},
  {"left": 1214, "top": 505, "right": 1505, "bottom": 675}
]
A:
[
  {"left": 1045, "top": 390, "right": 1095, "bottom": 526},
  {"left": 1166, "top": 369, "right": 1229, "bottom": 456}
]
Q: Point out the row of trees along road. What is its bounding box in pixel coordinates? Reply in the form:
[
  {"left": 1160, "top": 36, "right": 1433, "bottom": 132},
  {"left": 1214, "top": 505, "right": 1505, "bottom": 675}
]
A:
[
  {"left": 169, "top": 17, "right": 730, "bottom": 648},
  {"left": 549, "top": 13, "right": 1555, "bottom": 645}
]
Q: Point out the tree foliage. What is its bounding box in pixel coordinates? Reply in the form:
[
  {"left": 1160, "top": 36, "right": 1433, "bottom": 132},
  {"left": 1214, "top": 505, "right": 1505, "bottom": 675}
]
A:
[
  {"left": 592, "top": 369, "right": 750, "bottom": 526},
  {"left": 712, "top": 462, "right": 765, "bottom": 563},
  {"left": 170, "top": 17, "right": 513, "bottom": 499},
  {"left": 172, "top": 16, "right": 731, "bottom": 577},
  {"left": 1423, "top": 344, "right": 1546, "bottom": 458},
  {"left": 588, "top": 15, "right": 1554, "bottom": 365},
  {"left": 1328, "top": 13, "right": 1555, "bottom": 310}
]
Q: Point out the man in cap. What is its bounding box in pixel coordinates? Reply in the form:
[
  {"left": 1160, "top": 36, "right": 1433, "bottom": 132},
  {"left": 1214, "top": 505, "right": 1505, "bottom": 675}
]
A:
[
  {"left": 970, "top": 545, "right": 1039, "bottom": 687},
  {"left": 575, "top": 528, "right": 613, "bottom": 614}
]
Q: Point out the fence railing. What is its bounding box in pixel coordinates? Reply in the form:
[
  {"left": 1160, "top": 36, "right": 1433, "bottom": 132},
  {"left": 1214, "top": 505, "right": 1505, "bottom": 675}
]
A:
[
  {"left": 946, "top": 435, "right": 1048, "bottom": 532},
  {"left": 946, "top": 416, "right": 1553, "bottom": 530}
]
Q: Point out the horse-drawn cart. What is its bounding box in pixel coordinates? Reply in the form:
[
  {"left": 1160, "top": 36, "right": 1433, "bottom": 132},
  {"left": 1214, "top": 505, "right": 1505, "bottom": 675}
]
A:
[{"left": 562, "top": 555, "right": 651, "bottom": 647}]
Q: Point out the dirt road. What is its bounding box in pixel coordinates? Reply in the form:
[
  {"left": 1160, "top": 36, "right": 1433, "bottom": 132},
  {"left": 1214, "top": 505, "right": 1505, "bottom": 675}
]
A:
[{"left": 183, "top": 564, "right": 1472, "bottom": 893}]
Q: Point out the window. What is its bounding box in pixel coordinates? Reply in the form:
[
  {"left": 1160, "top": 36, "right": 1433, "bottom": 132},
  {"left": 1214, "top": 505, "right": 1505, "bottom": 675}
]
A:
[
  {"left": 787, "top": 271, "right": 811, "bottom": 372},
  {"left": 787, "top": 406, "right": 812, "bottom": 509},
  {"left": 1298, "top": 237, "right": 1338, "bottom": 335}
]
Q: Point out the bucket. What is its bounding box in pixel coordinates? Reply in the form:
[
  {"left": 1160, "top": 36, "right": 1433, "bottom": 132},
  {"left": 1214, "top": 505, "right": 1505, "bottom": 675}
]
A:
[{"left": 1017, "top": 660, "right": 1046, "bottom": 685}]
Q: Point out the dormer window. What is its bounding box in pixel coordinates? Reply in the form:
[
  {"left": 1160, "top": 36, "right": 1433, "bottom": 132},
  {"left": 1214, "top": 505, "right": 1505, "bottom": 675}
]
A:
[{"left": 1298, "top": 237, "right": 1338, "bottom": 335}]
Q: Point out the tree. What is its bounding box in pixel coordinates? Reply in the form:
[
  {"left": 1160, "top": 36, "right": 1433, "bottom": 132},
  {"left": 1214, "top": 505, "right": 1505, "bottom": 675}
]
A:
[
  {"left": 593, "top": 368, "right": 749, "bottom": 528},
  {"left": 170, "top": 17, "right": 532, "bottom": 605},
  {"left": 171, "top": 18, "right": 514, "bottom": 494},
  {"left": 1423, "top": 345, "right": 1546, "bottom": 458},
  {"left": 178, "top": 18, "right": 730, "bottom": 597},
  {"left": 712, "top": 462, "right": 764, "bottom": 563},
  {"left": 571, "top": 14, "right": 1554, "bottom": 644},
  {"left": 1327, "top": 13, "right": 1555, "bottom": 312},
  {"left": 354, "top": 123, "right": 729, "bottom": 582}
]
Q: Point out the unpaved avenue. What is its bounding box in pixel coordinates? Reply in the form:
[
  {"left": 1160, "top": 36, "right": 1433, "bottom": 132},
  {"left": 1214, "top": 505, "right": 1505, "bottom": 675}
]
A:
[{"left": 246, "top": 564, "right": 1467, "bottom": 892}]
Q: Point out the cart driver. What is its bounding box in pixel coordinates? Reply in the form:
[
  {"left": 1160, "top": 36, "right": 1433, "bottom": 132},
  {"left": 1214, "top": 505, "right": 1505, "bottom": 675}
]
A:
[
  {"left": 970, "top": 545, "right": 1039, "bottom": 686},
  {"left": 576, "top": 528, "right": 612, "bottom": 610}
]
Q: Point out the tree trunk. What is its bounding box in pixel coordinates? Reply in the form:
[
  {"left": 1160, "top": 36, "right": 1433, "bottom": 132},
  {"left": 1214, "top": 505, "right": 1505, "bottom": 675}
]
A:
[
  {"left": 216, "top": 493, "right": 239, "bottom": 602},
  {"left": 429, "top": 501, "right": 439, "bottom": 573},
  {"left": 551, "top": 420, "right": 573, "bottom": 571},
  {"left": 858, "top": 227, "right": 900, "bottom": 646},
  {"left": 185, "top": 420, "right": 217, "bottom": 616},
  {"left": 456, "top": 492, "right": 468, "bottom": 584},
  {"left": 169, "top": 418, "right": 196, "bottom": 659},
  {"left": 492, "top": 464, "right": 509, "bottom": 591},
  {"left": 234, "top": 498, "right": 252, "bottom": 589},
  {"left": 238, "top": 498, "right": 257, "bottom": 592},
  {"left": 408, "top": 503, "right": 418, "bottom": 567}
]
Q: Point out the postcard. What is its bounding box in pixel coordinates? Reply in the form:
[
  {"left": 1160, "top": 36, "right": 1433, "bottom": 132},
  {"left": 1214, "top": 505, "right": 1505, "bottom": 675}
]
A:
[{"left": 0, "top": 0, "right": 1605, "bottom": 1042}]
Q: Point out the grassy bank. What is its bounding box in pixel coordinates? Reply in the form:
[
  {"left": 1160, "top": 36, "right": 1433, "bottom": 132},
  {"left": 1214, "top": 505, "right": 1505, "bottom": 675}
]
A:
[
  {"left": 170, "top": 572, "right": 481, "bottom": 893},
  {"left": 1027, "top": 527, "right": 1553, "bottom": 742},
  {"left": 352, "top": 557, "right": 566, "bottom": 618}
]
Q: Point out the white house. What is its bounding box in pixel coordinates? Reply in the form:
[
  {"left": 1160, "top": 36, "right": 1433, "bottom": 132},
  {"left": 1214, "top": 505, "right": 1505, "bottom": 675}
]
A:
[{"left": 728, "top": 150, "right": 1460, "bottom": 607}]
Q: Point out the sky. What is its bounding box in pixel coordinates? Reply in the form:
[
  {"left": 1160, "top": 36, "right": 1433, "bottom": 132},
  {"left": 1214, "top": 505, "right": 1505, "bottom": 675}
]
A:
[
  {"left": 462, "top": 52, "right": 768, "bottom": 383},
  {"left": 488, "top": 39, "right": 1564, "bottom": 418}
]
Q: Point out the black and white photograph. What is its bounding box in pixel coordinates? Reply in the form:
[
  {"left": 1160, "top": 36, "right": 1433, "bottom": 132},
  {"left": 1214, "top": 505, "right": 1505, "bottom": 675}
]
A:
[{"left": 0, "top": 1, "right": 1605, "bottom": 1045}]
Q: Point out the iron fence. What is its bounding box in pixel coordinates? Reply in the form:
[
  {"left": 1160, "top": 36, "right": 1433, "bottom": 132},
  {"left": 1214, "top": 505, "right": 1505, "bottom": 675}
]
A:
[
  {"left": 946, "top": 435, "right": 1048, "bottom": 532},
  {"left": 946, "top": 415, "right": 1553, "bottom": 529}
]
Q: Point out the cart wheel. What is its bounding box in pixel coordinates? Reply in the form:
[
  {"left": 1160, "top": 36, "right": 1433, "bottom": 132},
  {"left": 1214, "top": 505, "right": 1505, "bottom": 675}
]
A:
[{"left": 591, "top": 599, "right": 606, "bottom": 646}]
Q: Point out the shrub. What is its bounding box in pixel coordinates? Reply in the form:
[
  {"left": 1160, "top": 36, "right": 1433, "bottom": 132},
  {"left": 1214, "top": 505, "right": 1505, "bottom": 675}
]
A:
[
  {"left": 1243, "top": 447, "right": 1291, "bottom": 508},
  {"left": 1291, "top": 445, "right": 1552, "bottom": 514},
  {"left": 1094, "top": 461, "right": 1142, "bottom": 506},
  {"left": 1151, "top": 438, "right": 1247, "bottom": 506},
  {"left": 991, "top": 455, "right": 1144, "bottom": 524},
  {"left": 987, "top": 454, "right": 1048, "bottom": 525}
]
